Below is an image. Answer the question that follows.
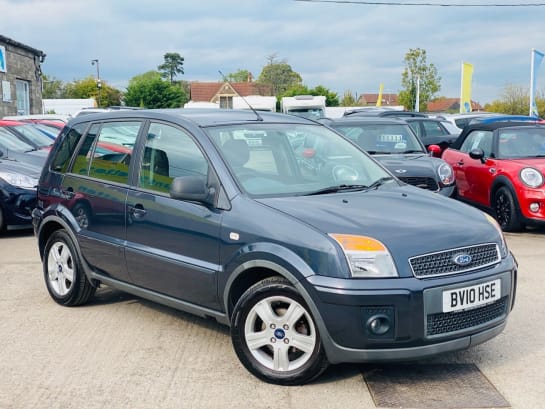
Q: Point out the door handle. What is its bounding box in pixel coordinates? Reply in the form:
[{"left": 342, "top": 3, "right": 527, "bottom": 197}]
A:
[
  {"left": 128, "top": 204, "right": 147, "bottom": 219},
  {"left": 457, "top": 160, "right": 464, "bottom": 166}
]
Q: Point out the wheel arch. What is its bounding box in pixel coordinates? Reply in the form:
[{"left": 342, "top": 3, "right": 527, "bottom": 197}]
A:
[
  {"left": 222, "top": 243, "right": 325, "bottom": 326},
  {"left": 490, "top": 176, "right": 521, "bottom": 211},
  {"left": 35, "top": 206, "right": 97, "bottom": 286}
]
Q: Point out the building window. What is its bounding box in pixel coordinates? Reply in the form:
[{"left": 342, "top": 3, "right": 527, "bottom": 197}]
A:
[
  {"left": 16, "top": 79, "right": 30, "bottom": 115},
  {"left": 219, "top": 96, "right": 233, "bottom": 109}
]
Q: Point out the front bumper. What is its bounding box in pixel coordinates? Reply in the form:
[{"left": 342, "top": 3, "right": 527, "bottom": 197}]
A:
[
  {"left": 304, "top": 256, "right": 516, "bottom": 364},
  {"left": 1, "top": 186, "right": 37, "bottom": 230}
]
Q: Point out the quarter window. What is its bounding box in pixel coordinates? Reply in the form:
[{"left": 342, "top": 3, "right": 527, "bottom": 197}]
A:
[{"left": 50, "top": 123, "right": 87, "bottom": 172}]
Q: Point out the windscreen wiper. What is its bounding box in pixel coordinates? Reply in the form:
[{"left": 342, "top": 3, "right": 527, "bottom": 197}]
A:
[
  {"left": 304, "top": 184, "right": 369, "bottom": 196},
  {"left": 366, "top": 176, "right": 394, "bottom": 190}
]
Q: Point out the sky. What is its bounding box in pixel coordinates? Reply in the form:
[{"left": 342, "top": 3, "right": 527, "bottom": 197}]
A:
[{"left": 2, "top": 0, "right": 545, "bottom": 105}]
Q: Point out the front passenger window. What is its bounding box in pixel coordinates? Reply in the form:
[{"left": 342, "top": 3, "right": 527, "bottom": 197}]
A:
[{"left": 139, "top": 123, "right": 208, "bottom": 193}]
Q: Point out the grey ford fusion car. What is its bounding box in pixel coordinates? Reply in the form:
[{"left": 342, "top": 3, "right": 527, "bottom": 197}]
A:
[
  {"left": 33, "top": 109, "right": 516, "bottom": 385},
  {"left": 324, "top": 117, "right": 456, "bottom": 196}
]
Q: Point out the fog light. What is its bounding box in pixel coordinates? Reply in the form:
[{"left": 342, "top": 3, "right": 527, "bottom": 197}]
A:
[
  {"left": 529, "top": 202, "right": 540, "bottom": 213},
  {"left": 366, "top": 314, "right": 391, "bottom": 335}
]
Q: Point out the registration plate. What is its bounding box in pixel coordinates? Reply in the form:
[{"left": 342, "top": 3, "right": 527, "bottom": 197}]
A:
[{"left": 442, "top": 279, "right": 501, "bottom": 313}]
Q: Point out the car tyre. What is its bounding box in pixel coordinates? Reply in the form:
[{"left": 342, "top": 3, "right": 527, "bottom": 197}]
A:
[
  {"left": 231, "top": 276, "right": 328, "bottom": 385},
  {"left": 43, "top": 230, "right": 96, "bottom": 306},
  {"left": 494, "top": 186, "right": 523, "bottom": 232}
]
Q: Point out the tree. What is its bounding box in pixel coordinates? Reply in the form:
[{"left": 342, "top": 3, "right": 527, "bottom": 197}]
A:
[
  {"left": 225, "top": 69, "right": 253, "bottom": 83},
  {"left": 257, "top": 54, "right": 302, "bottom": 95},
  {"left": 484, "top": 83, "right": 545, "bottom": 115},
  {"left": 124, "top": 71, "right": 187, "bottom": 108},
  {"left": 63, "top": 76, "right": 121, "bottom": 107},
  {"left": 281, "top": 84, "right": 339, "bottom": 107},
  {"left": 340, "top": 90, "right": 360, "bottom": 107},
  {"left": 158, "top": 52, "right": 185, "bottom": 83},
  {"left": 312, "top": 85, "right": 339, "bottom": 107},
  {"left": 398, "top": 48, "right": 441, "bottom": 111},
  {"left": 41, "top": 74, "right": 64, "bottom": 99}
]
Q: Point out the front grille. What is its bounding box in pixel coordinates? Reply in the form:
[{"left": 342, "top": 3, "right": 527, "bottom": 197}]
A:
[
  {"left": 399, "top": 176, "right": 439, "bottom": 191},
  {"left": 427, "top": 297, "right": 507, "bottom": 336},
  {"left": 410, "top": 243, "right": 500, "bottom": 278}
]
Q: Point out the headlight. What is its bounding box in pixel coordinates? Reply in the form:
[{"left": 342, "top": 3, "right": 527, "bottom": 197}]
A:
[
  {"left": 329, "top": 234, "right": 398, "bottom": 278},
  {"left": 0, "top": 171, "right": 38, "bottom": 189},
  {"left": 520, "top": 167, "right": 544, "bottom": 188},
  {"left": 437, "top": 162, "right": 455, "bottom": 186},
  {"left": 484, "top": 213, "right": 508, "bottom": 258}
]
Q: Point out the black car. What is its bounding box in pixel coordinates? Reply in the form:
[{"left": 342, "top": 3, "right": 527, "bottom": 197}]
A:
[
  {"left": 343, "top": 108, "right": 427, "bottom": 118},
  {"left": 33, "top": 109, "right": 516, "bottom": 385},
  {"left": 0, "top": 156, "right": 40, "bottom": 232},
  {"left": 402, "top": 117, "right": 460, "bottom": 154},
  {"left": 325, "top": 117, "right": 456, "bottom": 196}
]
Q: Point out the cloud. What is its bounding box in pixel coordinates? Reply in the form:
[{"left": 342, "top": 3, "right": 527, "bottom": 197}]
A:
[{"left": 2, "top": 0, "right": 545, "bottom": 104}]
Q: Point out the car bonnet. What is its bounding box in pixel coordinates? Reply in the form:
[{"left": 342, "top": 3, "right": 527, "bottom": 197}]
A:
[{"left": 258, "top": 186, "right": 500, "bottom": 274}]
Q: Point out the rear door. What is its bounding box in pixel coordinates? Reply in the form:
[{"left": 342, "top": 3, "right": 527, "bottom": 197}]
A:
[
  {"left": 63, "top": 120, "right": 143, "bottom": 282},
  {"left": 125, "top": 121, "right": 222, "bottom": 309}
]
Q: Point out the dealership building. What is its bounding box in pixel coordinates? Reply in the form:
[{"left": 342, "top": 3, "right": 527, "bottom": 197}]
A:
[{"left": 0, "top": 34, "right": 46, "bottom": 117}]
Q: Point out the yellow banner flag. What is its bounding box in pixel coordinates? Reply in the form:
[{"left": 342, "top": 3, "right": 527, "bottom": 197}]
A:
[
  {"left": 376, "top": 83, "right": 384, "bottom": 107},
  {"left": 460, "top": 62, "right": 473, "bottom": 113}
]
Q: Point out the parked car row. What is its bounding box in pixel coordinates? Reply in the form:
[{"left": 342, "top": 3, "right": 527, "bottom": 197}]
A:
[
  {"left": 319, "top": 109, "right": 545, "bottom": 231},
  {"left": 442, "top": 121, "right": 545, "bottom": 231}
]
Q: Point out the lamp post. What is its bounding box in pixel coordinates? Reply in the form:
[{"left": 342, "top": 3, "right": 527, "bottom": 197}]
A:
[{"left": 91, "top": 59, "right": 101, "bottom": 107}]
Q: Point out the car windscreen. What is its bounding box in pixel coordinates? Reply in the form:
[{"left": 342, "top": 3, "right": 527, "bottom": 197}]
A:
[
  {"left": 497, "top": 128, "right": 545, "bottom": 158},
  {"left": 206, "top": 123, "right": 391, "bottom": 197},
  {"left": 331, "top": 123, "right": 425, "bottom": 154},
  {"left": 8, "top": 124, "right": 53, "bottom": 148},
  {"left": 0, "top": 127, "right": 37, "bottom": 152}
]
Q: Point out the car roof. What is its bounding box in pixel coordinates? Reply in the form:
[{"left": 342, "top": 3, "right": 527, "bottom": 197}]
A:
[
  {"left": 403, "top": 117, "right": 444, "bottom": 122},
  {"left": 322, "top": 116, "right": 410, "bottom": 126},
  {"left": 450, "top": 121, "right": 545, "bottom": 149},
  {"left": 0, "top": 119, "right": 26, "bottom": 126},
  {"left": 67, "top": 108, "right": 314, "bottom": 128}
]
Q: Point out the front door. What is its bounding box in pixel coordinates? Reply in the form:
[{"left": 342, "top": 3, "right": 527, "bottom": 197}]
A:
[{"left": 125, "top": 121, "right": 222, "bottom": 309}]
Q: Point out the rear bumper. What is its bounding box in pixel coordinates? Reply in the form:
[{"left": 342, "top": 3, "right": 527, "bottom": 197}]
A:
[{"left": 1, "top": 187, "right": 36, "bottom": 230}]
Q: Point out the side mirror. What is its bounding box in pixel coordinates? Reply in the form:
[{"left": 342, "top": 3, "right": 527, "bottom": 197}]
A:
[
  {"left": 427, "top": 144, "right": 442, "bottom": 157},
  {"left": 170, "top": 176, "right": 213, "bottom": 204},
  {"left": 469, "top": 148, "right": 486, "bottom": 163}
]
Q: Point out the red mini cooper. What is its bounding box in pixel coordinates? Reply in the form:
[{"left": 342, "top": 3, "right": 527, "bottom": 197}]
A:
[{"left": 442, "top": 121, "right": 545, "bottom": 231}]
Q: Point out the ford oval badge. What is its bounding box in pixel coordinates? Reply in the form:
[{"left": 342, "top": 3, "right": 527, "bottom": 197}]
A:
[{"left": 453, "top": 253, "right": 472, "bottom": 266}]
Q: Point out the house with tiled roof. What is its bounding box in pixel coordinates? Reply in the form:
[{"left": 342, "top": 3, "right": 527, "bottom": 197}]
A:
[
  {"left": 427, "top": 97, "right": 483, "bottom": 113},
  {"left": 358, "top": 93, "right": 399, "bottom": 107},
  {"left": 189, "top": 81, "right": 274, "bottom": 109}
]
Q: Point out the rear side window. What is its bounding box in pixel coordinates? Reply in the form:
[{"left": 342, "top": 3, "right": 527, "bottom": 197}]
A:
[
  {"left": 50, "top": 124, "right": 87, "bottom": 172},
  {"left": 70, "top": 121, "right": 141, "bottom": 184},
  {"left": 422, "top": 121, "right": 445, "bottom": 137}
]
